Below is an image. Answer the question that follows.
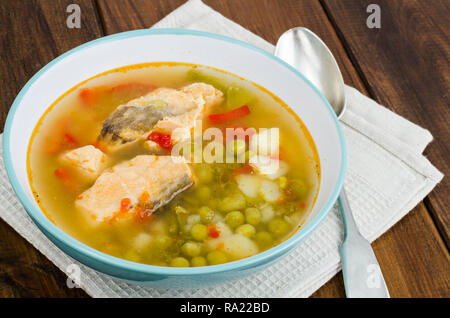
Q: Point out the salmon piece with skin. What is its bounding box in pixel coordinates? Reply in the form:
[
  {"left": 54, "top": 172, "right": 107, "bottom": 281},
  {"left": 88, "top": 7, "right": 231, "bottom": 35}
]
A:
[
  {"left": 181, "top": 82, "right": 224, "bottom": 109},
  {"left": 99, "top": 83, "right": 223, "bottom": 152},
  {"left": 59, "top": 145, "right": 107, "bottom": 182},
  {"left": 75, "top": 155, "right": 193, "bottom": 225}
]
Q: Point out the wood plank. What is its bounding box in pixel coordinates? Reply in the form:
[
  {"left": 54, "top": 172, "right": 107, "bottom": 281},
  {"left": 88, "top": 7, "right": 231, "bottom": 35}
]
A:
[
  {"left": 97, "top": 0, "right": 449, "bottom": 298},
  {"left": 0, "top": 0, "right": 104, "bottom": 297},
  {"left": 320, "top": 0, "right": 450, "bottom": 247},
  {"left": 313, "top": 204, "right": 450, "bottom": 298}
]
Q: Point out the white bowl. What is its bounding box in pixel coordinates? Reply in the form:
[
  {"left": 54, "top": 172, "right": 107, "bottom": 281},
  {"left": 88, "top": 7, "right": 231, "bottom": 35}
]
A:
[{"left": 3, "top": 29, "right": 346, "bottom": 288}]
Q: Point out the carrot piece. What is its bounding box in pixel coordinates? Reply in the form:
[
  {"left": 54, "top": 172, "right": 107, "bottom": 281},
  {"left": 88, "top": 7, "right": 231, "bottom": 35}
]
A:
[
  {"left": 208, "top": 224, "right": 220, "bottom": 238},
  {"left": 54, "top": 167, "right": 77, "bottom": 192},
  {"left": 135, "top": 208, "right": 154, "bottom": 223},
  {"left": 216, "top": 242, "right": 225, "bottom": 250},
  {"left": 54, "top": 167, "right": 70, "bottom": 179},
  {"left": 64, "top": 133, "right": 78, "bottom": 147},
  {"left": 46, "top": 140, "right": 62, "bottom": 155},
  {"left": 233, "top": 165, "right": 253, "bottom": 175},
  {"left": 120, "top": 198, "right": 132, "bottom": 213},
  {"left": 208, "top": 105, "right": 251, "bottom": 124},
  {"left": 92, "top": 140, "right": 108, "bottom": 153},
  {"left": 79, "top": 88, "right": 98, "bottom": 108},
  {"left": 139, "top": 191, "right": 150, "bottom": 202}
]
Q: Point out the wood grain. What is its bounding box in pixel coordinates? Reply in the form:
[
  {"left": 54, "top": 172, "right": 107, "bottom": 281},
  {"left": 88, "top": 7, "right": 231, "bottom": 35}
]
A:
[
  {"left": 320, "top": 0, "right": 450, "bottom": 247},
  {"left": 0, "top": 0, "right": 103, "bottom": 297}
]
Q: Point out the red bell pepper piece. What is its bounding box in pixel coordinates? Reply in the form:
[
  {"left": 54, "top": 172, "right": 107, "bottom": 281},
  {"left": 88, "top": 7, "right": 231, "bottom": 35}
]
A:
[
  {"left": 147, "top": 132, "right": 173, "bottom": 151},
  {"left": 208, "top": 224, "right": 220, "bottom": 238},
  {"left": 208, "top": 105, "right": 251, "bottom": 124}
]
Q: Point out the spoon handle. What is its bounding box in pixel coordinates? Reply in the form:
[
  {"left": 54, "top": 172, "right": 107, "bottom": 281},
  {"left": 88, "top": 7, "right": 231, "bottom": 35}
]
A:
[{"left": 338, "top": 188, "right": 390, "bottom": 298}]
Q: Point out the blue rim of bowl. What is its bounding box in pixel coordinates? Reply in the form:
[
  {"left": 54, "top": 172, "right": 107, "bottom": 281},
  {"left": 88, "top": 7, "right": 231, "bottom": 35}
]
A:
[{"left": 2, "top": 28, "right": 346, "bottom": 278}]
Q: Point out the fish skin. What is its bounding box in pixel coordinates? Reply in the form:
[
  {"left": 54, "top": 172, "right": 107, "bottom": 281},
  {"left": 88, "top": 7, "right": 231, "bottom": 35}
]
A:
[{"left": 99, "top": 84, "right": 223, "bottom": 152}]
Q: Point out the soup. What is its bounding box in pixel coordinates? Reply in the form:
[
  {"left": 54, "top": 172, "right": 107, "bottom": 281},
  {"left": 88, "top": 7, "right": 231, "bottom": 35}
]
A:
[{"left": 28, "top": 63, "right": 320, "bottom": 267}]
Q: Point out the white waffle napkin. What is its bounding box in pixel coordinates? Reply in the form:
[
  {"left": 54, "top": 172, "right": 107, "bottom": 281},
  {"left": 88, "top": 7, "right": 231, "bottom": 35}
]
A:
[{"left": 0, "top": 0, "right": 442, "bottom": 297}]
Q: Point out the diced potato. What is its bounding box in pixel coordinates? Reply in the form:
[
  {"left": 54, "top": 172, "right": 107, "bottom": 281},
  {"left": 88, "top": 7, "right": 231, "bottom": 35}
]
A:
[
  {"left": 207, "top": 234, "right": 258, "bottom": 260},
  {"left": 214, "top": 221, "right": 233, "bottom": 237},
  {"left": 220, "top": 193, "right": 246, "bottom": 212},
  {"left": 235, "top": 174, "right": 261, "bottom": 198},
  {"left": 250, "top": 128, "right": 279, "bottom": 158},
  {"left": 260, "top": 205, "right": 275, "bottom": 223},
  {"left": 249, "top": 155, "right": 289, "bottom": 180},
  {"left": 132, "top": 233, "right": 153, "bottom": 252},
  {"left": 59, "top": 145, "right": 107, "bottom": 182},
  {"left": 184, "top": 214, "right": 201, "bottom": 232}
]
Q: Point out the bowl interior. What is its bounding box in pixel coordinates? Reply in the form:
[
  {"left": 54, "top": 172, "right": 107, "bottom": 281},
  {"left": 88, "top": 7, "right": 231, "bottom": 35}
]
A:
[{"left": 4, "top": 29, "right": 345, "bottom": 272}]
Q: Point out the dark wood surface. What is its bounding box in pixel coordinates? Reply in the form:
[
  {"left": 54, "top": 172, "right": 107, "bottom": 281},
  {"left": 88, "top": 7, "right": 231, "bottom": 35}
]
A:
[{"left": 0, "top": 0, "right": 448, "bottom": 298}]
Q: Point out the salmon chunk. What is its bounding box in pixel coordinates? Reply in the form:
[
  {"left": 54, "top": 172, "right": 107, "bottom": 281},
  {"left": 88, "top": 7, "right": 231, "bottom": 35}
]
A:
[
  {"left": 181, "top": 82, "right": 224, "bottom": 109},
  {"left": 59, "top": 145, "right": 107, "bottom": 182},
  {"left": 99, "top": 83, "right": 223, "bottom": 152},
  {"left": 75, "top": 155, "right": 193, "bottom": 224}
]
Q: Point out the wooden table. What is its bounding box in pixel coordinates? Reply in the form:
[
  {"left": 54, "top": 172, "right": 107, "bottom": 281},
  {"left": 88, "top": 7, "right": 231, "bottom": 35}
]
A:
[{"left": 0, "top": 0, "right": 448, "bottom": 298}]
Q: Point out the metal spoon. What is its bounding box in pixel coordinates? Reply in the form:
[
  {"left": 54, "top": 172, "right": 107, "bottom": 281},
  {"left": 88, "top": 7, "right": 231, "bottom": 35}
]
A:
[{"left": 275, "top": 27, "right": 390, "bottom": 298}]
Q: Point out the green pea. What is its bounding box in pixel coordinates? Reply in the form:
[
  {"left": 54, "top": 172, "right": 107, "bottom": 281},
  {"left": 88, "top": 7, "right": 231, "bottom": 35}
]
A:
[
  {"left": 277, "top": 176, "right": 288, "bottom": 189},
  {"left": 225, "top": 211, "right": 245, "bottom": 228},
  {"left": 170, "top": 257, "right": 190, "bottom": 267},
  {"left": 206, "top": 251, "right": 228, "bottom": 265},
  {"left": 191, "top": 223, "right": 208, "bottom": 241},
  {"left": 255, "top": 231, "right": 273, "bottom": 248},
  {"left": 244, "top": 207, "right": 261, "bottom": 225},
  {"left": 153, "top": 235, "right": 172, "bottom": 249},
  {"left": 220, "top": 193, "right": 246, "bottom": 212},
  {"left": 195, "top": 185, "right": 212, "bottom": 201},
  {"left": 181, "top": 241, "right": 202, "bottom": 257},
  {"left": 208, "top": 198, "right": 220, "bottom": 210},
  {"left": 268, "top": 218, "right": 291, "bottom": 237},
  {"left": 191, "top": 256, "right": 208, "bottom": 267},
  {"left": 198, "top": 206, "right": 215, "bottom": 224},
  {"left": 235, "top": 224, "right": 256, "bottom": 238},
  {"left": 197, "top": 165, "right": 214, "bottom": 183},
  {"left": 290, "top": 179, "right": 308, "bottom": 199}
]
